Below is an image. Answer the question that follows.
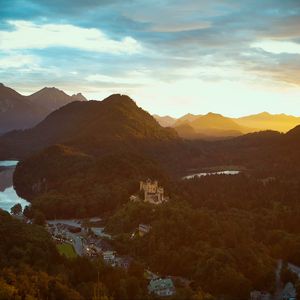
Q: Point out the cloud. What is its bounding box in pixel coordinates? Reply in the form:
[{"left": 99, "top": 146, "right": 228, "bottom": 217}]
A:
[
  {"left": 0, "top": 20, "right": 142, "bottom": 54},
  {"left": 252, "top": 40, "right": 300, "bottom": 54},
  {"left": 1, "top": 0, "right": 300, "bottom": 116},
  {"left": 0, "top": 54, "right": 38, "bottom": 68},
  {"left": 85, "top": 70, "right": 155, "bottom": 87},
  {"left": 150, "top": 21, "right": 211, "bottom": 33}
]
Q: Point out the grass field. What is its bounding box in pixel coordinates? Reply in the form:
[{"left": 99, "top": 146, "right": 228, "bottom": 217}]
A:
[{"left": 57, "top": 243, "right": 77, "bottom": 259}]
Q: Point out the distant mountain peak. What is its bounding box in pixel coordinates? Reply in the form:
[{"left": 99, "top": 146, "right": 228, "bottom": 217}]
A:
[
  {"left": 43, "top": 87, "right": 57, "bottom": 90},
  {"left": 38, "top": 86, "right": 67, "bottom": 94},
  {"left": 258, "top": 111, "right": 271, "bottom": 116},
  {"left": 183, "top": 113, "right": 196, "bottom": 118},
  {"left": 205, "top": 112, "right": 223, "bottom": 118},
  {"left": 28, "top": 86, "right": 85, "bottom": 112},
  {"left": 153, "top": 114, "right": 177, "bottom": 127},
  {"left": 102, "top": 94, "right": 136, "bottom": 106},
  {"left": 0, "top": 93, "right": 179, "bottom": 158},
  {"left": 0, "top": 84, "right": 47, "bottom": 134},
  {"left": 71, "top": 93, "right": 87, "bottom": 101}
]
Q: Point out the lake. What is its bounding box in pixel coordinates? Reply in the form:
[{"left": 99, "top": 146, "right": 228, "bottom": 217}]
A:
[
  {"left": 183, "top": 170, "right": 240, "bottom": 180},
  {"left": 0, "top": 161, "right": 30, "bottom": 212},
  {"left": 0, "top": 160, "right": 19, "bottom": 167}
]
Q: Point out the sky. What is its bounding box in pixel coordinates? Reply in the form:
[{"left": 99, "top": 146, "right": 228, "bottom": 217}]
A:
[{"left": 0, "top": 0, "right": 300, "bottom": 117}]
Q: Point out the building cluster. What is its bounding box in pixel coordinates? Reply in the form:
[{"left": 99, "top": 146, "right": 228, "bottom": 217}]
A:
[
  {"left": 46, "top": 202, "right": 179, "bottom": 298},
  {"left": 130, "top": 179, "right": 169, "bottom": 205},
  {"left": 250, "top": 281, "right": 297, "bottom": 300},
  {"left": 138, "top": 224, "right": 151, "bottom": 237},
  {"left": 101, "top": 250, "right": 133, "bottom": 269},
  {"left": 281, "top": 282, "right": 297, "bottom": 300},
  {"left": 148, "top": 278, "right": 176, "bottom": 297},
  {"left": 250, "top": 291, "right": 271, "bottom": 300}
]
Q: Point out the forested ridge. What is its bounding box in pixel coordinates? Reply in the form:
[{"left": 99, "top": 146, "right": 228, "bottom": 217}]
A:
[{"left": 106, "top": 173, "right": 300, "bottom": 299}]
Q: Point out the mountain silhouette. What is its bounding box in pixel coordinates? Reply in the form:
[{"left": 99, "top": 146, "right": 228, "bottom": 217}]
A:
[
  {"left": 156, "top": 111, "right": 300, "bottom": 139},
  {"left": 173, "top": 112, "right": 250, "bottom": 139},
  {"left": 0, "top": 83, "right": 47, "bottom": 134},
  {"left": 0, "top": 94, "right": 178, "bottom": 159},
  {"left": 28, "top": 87, "right": 87, "bottom": 112},
  {"left": 0, "top": 84, "right": 88, "bottom": 135},
  {"left": 235, "top": 112, "right": 300, "bottom": 133},
  {"left": 153, "top": 114, "right": 176, "bottom": 127}
]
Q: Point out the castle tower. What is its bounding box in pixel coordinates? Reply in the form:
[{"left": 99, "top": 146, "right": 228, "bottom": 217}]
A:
[{"left": 139, "top": 179, "right": 165, "bottom": 204}]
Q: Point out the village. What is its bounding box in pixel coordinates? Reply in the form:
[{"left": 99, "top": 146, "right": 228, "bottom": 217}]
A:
[
  {"left": 46, "top": 179, "right": 177, "bottom": 298},
  {"left": 11, "top": 178, "right": 300, "bottom": 300}
]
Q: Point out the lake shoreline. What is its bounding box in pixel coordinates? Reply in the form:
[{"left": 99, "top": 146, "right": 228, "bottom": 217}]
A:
[{"left": 0, "top": 161, "right": 30, "bottom": 212}]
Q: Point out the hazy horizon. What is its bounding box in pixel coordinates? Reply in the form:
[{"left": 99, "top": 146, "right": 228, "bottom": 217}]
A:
[{"left": 4, "top": 82, "right": 300, "bottom": 119}]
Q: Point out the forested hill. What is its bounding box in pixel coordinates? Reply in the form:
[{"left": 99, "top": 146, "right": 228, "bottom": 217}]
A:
[
  {"left": 9, "top": 92, "right": 300, "bottom": 221},
  {"left": 0, "top": 209, "right": 154, "bottom": 299},
  {"left": 14, "top": 145, "right": 169, "bottom": 218},
  {"left": 0, "top": 94, "right": 179, "bottom": 159},
  {"left": 0, "top": 209, "right": 82, "bottom": 299}
]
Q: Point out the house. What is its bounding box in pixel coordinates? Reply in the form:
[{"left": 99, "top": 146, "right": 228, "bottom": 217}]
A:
[
  {"left": 115, "top": 256, "right": 133, "bottom": 270},
  {"left": 250, "top": 291, "right": 271, "bottom": 300},
  {"left": 281, "top": 282, "right": 296, "bottom": 300},
  {"left": 102, "top": 251, "right": 116, "bottom": 265},
  {"left": 145, "top": 270, "right": 159, "bottom": 280},
  {"left": 85, "top": 245, "right": 99, "bottom": 257},
  {"left": 167, "top": 276, "right": 192, "bottom": 289},
  {"left": 138, "top": 224, "right": 151, "bottom": 237},
  {"left": 130, "top": 195, "right": 139, "bottom": 202},
  {"left": 288, "top": 263, "right": 300, "bottom": 279},
  {"left": 140, "top": 179, "right": 167, "bottom": 204},
  {"left": 90, "top": 227, "right": 112, "bottom": 239},
  {"left": 148, "top": 278, "right": 176, "bottom": 297}
]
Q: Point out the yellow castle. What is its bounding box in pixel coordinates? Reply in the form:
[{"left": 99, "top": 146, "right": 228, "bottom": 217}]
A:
[{"left": 139, "top": 179, "right": 166, "bottom": 204}]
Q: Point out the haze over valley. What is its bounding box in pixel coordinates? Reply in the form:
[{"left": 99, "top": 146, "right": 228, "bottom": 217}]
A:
[{"left": 2, "top": 82, "right": 300, "bottom": 140}]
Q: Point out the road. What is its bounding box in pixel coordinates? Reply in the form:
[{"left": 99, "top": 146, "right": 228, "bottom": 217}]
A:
[
  {"left": 66, "top": 231, "right": 84, "bottom": 256},
  {"left": 288, "top": 262, "right": 300, "bottom": 279},
  {"left": 274, "top": 259, "right": 283, "bottom": 300}
]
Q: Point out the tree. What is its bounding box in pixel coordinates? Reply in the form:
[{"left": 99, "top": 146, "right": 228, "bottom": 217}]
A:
[
  {"left": 33, "top": 211, "right": 46, "bottom": 226},
  {"left": 10, "top": 203, "right": 22, "bottom": 215},
  {"left": 23, "top": 205, "right": 34, "bottom": 219},
  {"left": 191, "top": 289, "right": 215, "bottom": 300},
  {"left": 0, "top": 280, "right": 17, "bottom": 300},
  {"left": 281, "top": 265, "right": 298, "bottom": 285}
]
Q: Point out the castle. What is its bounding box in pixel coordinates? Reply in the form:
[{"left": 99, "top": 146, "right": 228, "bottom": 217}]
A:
[{"left": 139, "top": 179, "right": 166, "bottom": 204}]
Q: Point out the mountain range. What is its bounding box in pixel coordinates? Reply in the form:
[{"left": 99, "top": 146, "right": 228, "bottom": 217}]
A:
[
  {"left": 28, "top": 87, "right": 87, "bottom": 111},
  {"left": 0, "top": 94, "right": 178, "bottom": 160},
  {"left": 154, "top": 111, "right": 300, "bottom": 140},
  {"left": 0, "top": 83, "right": 87, "bottom": 134},
  {"left": 2, "top": 83, "right": 300, "bottom": 140},
  {"left": 0, "top": 91, "right": 298, "bottom": 220}
]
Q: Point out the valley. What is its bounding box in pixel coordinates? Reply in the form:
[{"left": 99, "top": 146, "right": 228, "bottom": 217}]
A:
[
  {"left": 2, "top": 1, "right": 300, "bottom": 299},
  {"left": 1, "top": 93, "right": 300, "bottom": 299}
]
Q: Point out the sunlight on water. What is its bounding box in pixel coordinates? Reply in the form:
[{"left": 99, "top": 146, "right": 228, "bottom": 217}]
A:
[
  {"left": 183, "top": 170, "right": 240, "bottom": 180},
  {"left": 0, "top": 161, "right": 30, "bottom": 212},
  {"left": 0, "top": 161, "right": 19, "bottom": 167},
  {"left": 0, "top": 187, "right": 30, "bottom": 212}
]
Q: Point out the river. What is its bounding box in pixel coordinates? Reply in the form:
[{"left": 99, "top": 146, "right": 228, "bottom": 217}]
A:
[{"left": 0, "top": 161, "right": 30, "bottom": 212}]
